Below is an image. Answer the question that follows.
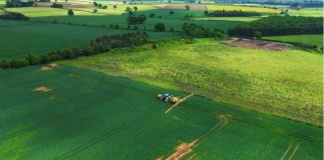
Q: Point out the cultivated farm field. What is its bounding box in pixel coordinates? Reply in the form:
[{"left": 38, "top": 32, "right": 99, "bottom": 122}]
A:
[
  {"left": 0, "top": 65, "right": 322, "bottom": 159},
  {"left": 0, "top": 20, "right": 182, "bottom": 59},
  {"left": 206, "top": 5, "right": 280, "bottom": 14},
  {"left": 62, "top": 39, "right": 323, "bottom": 126}
]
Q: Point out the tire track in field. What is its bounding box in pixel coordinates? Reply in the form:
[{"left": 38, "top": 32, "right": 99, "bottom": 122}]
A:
[
  {"left": 180, "top": 103, "right": 323, "bottom": 145},
  {"left": 162, "top": 114, "right": 229, "bottom": 160},
  {"left": 280, "top": 141, "right": 301, "bottom": 160},
  {"left": 1, "top": 94, "right": 123, "bottom": 141},
  {"left": 280, "top": 142, "right": 294, "bottom": 160},
  {"left": 288, "top": 144, "right": 300, "bottom": 160},
  {"left": 55, "top": 107, "right": 166, "bottom": 160}
]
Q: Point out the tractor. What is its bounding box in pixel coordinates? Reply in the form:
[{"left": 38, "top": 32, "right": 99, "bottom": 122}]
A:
[{"left": 157, "top": 93, "right": 182, "bottom": 104}]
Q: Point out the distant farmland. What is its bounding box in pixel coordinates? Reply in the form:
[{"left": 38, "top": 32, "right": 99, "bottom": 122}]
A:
[{"left": 0, "top": 65, "right": 322, "bottom": 159}]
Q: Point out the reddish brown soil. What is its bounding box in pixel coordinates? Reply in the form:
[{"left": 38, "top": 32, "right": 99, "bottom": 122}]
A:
[
  {"left": 41, "top": 66, "right": 52, "bottom": 71},
  {"left": 34, "top": 86, "right": 52, "bottom": 92},
  {"left": 222, "top": 38, "right": 291, "bottom": 51},
  {"left": 165, "top": 140, "right": 198, "bottom": 160},
  {"left": 41, "top": 63, "right": 58, "bottom": 71}
]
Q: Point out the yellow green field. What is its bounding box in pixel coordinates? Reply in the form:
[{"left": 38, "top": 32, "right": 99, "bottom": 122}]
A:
[{"left": 207, "top": 5, "right": 280, "bottom": 13}]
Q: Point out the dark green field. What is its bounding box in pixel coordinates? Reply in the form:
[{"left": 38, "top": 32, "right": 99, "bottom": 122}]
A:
[
  {"left": 263, "top": 34, "right": 323, "bottom": 48},
  {"left": 0, "top": 19, "right": 182, "bottom": 59},
  {"left": 0, "top": 65, "right": 322, "bottom": 159}
]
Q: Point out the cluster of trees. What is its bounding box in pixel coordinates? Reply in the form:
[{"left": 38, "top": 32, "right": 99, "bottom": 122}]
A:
[
  {"left": 0, "top": 12, "right": 29, "bottom": 20},
  {"left": 93, "top": 2, "right": 107, "bottom": 9},
  {"left": 205, "top": 10, "right": 261, "bottom": 17},
  {"left": 228, "top": 16, "right": 323, "bottom": 37},
  {"left": 0, "top": 31, "right": 151, "bottom": 69},
  {"left": 182, "top": 23, "right": 225, "bottom": 39},
  {"left": 51, "top": 3, "right": 63, "bottom": 8},
  {"left": 91, "top": 31, "right": 150, "bottom": 49},
  {"left": 125, "top": 6, "right": 138, "bottom": 15},
  {"left": 154, "top": 23, "right": 165, "bottom": 32},
  {"left": 126, "top": 14, "right": 146, "bottom": 24},
  {"left": 5, "top": 0, "right": 34, "bottom": 7},
  {"left": 183, "top": 14, "right": 194, "bottom": 19}
]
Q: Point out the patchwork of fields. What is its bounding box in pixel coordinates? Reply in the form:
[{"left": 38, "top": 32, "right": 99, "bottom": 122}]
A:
[
  {"left": 0, "top": 65, "right": 322, "bottom": 159},
  {"left": 1, "top": 2, "right": 323, "bottom": 159}
]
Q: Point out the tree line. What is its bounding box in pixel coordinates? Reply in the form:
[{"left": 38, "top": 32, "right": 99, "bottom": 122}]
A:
[
  {"left": 228, "top": 16, "right": 323, "bottom": 37},
  {"left": 0, "top": 12, "right": 29, "bottom": 20},
  {"left": 6, "top": 0, "right": 34, "bottom": 7},
  {"left": 0, "top": 31, "right": 151, "bottom": 69},
  {"left": 182, "top": 23, "right": 225, "bottom": 39},
  {"left": 205, "top": 10, "right": 261, "bottom": 17}
]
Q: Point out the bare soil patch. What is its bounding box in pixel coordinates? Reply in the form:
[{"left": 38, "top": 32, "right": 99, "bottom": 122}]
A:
[
  {"left": 222, "top": 38, "right": 291, "bottom": 51},
  {"left": 41, "top": 66, "right": 52, "bottom": 71},
  {"left": 166, "top": 140, "right": 198, "bottom": 160},
  {"left": 41, "top": 63, "right": 59, "bottom": 71},
  {"left": 153, "top": 4, "right": 206, "bottom": 10},
  {"left": 34, "top": 86, "right": 52, "bottom": 92}
]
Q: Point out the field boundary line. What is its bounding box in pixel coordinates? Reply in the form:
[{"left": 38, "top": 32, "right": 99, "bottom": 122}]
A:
[{"left": 165, "top": 93, "right": 194, "bottom": 113}]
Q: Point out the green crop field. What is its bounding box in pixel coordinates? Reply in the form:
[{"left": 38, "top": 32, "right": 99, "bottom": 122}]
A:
[
  {"left": 263, "top": 34, "right": 324, "bottom": 48},
  {"left": 194, "top": 17, "right": 260, "bottom": 22},
  {"left": 0, "top": 65, "right": 322, "bottom": 159},
  {"left": 61, "top": 39, "right": 323, "bottom": 126},
  {"left": 0, "top": 20, "right": 182, "bottom": 59}
]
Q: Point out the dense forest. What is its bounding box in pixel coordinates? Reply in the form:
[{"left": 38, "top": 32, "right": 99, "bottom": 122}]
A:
[
  {"left": 182, "top": 23, "right": 225, "bottom": 39},
  {"left": 6, "top": 0, "right": 34, "bottom": 7},
  {"left": 206, "top": 10, "right": 261, "bottom": 17},
  {"left": 228, "top": 16, "right": 323, "bottom": 37}
]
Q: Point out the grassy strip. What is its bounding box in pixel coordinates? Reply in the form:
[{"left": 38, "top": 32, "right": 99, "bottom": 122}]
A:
[
  {"left": 60, "top": 38, "right": 323, "bottom": 126},
  {"left": 263, "top": 34, "right": 323, "bottom": 48}
]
